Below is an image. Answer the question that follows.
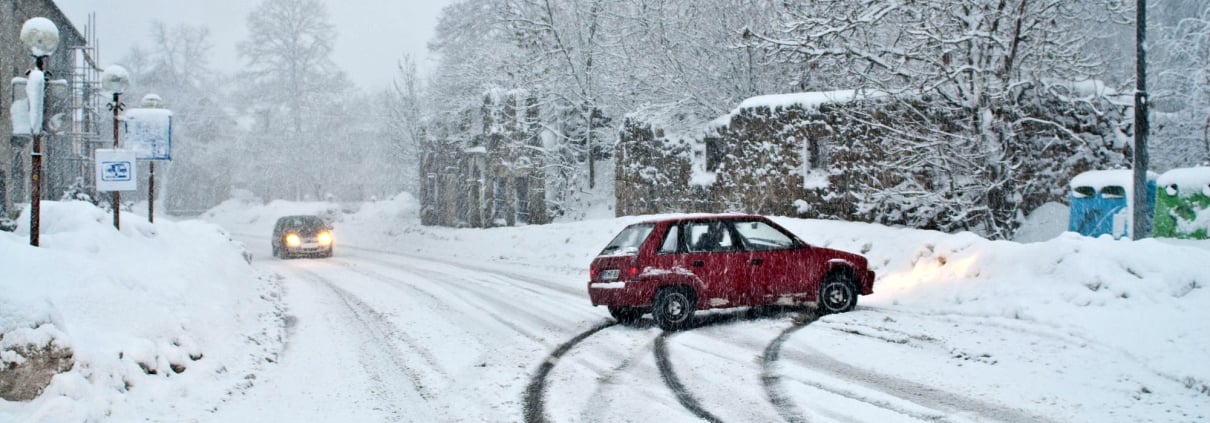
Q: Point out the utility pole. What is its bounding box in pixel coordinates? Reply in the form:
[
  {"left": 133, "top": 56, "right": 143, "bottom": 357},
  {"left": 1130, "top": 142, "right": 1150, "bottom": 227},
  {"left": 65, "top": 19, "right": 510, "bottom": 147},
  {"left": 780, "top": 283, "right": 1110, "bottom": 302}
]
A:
[{"left": 1132, "top": 0, "right": 1151, "bottom": 240}]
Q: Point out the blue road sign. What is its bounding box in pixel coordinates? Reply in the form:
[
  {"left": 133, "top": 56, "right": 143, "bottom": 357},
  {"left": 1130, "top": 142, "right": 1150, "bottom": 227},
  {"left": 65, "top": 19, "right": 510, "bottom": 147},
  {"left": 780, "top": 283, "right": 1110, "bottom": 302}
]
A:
[{"left": 102, "top": 161, "right": 131, "bottom": 182}]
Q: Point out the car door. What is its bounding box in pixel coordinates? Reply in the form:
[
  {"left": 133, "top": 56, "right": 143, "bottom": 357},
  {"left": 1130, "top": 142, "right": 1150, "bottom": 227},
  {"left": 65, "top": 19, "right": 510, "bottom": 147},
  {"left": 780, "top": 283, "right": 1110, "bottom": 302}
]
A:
[
  {"left": 672, "top": 220, "right": 753, "bottom": 307},
  {"left": 733, "top": 218, "right": 814, "bottom": 304}
]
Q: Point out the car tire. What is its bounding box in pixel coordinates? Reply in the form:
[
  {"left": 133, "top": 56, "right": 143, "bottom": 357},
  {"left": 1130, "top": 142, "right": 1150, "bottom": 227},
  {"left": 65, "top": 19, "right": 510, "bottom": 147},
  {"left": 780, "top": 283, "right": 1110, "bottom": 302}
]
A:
[
  {"left": 651, "top": 287, "right": 696, "bottom": 331},
  {"left": 608, "top": 306, "right": 644, "bottom": 324},
  {"left": 818, "top": 272, "right": 858, "bottom": 314}
]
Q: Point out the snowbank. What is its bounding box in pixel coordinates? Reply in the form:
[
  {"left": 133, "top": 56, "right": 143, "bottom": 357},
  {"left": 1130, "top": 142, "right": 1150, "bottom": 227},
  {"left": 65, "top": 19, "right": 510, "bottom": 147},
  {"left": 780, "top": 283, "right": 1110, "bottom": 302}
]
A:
[{"left": 0, "top": 201, "right": 282, "bottom": 421}]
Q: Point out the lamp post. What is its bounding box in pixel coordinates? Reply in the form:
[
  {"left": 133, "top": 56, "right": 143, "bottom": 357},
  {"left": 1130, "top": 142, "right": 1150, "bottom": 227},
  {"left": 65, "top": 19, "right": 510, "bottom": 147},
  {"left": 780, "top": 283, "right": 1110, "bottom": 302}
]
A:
[
  {"left": 141, "top": 93, "right": 162, "bottom": 223},
  {"left": 19, "top": 17, "right": 60, "bottom": 247},
  {"left": 101, "top": 65, "right": 129, "bottom": 230}
]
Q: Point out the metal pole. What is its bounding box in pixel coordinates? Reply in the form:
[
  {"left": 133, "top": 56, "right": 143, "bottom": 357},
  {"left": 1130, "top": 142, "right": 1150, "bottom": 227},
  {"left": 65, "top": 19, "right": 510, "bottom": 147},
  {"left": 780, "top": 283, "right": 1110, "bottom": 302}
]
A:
[
  {"left": 1132, "top": 0, "right": 1150, "bottom": 240},
  {"left": 29, "top": 57, "right": 48, "bottom": 247},
  {"left": 30, "top": 135, "right": 41, "bottom": 246},
  {"left": 112, "top": 92, "right": 121, "bottom": 230},
  {"left": 148, "top": 162, "right": 154, "bottom": 223}
]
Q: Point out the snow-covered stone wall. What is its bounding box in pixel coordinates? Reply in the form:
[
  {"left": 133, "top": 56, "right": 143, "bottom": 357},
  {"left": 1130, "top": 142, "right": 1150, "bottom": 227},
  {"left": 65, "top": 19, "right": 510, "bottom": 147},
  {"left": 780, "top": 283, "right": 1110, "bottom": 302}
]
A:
[{"left": 617, "top": 85, "right": 1132, "bottom": 239}]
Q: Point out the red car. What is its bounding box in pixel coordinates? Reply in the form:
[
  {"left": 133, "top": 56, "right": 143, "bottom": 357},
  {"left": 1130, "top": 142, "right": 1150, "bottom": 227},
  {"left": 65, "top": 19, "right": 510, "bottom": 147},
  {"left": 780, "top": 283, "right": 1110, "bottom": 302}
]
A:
[{"left": 588, "top": 214, "right": 875, "bottom": 330}]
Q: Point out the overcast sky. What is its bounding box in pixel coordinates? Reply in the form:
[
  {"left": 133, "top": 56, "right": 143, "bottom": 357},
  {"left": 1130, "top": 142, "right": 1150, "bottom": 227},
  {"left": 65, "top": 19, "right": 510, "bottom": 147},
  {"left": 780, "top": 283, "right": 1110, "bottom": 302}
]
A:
[{"left": 53, "top": 0, "right": 452, "bottom": 91}]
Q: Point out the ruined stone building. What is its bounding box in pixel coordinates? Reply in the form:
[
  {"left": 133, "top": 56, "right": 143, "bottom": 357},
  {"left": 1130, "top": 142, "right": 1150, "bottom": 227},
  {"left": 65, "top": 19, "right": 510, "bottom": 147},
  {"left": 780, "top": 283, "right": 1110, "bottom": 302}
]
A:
[
  {"left": 617, "top": 87, "right": 1132, "bottom": 238},
  {"left": 420, "top": 90, "right": 547, "bottom": 227}
]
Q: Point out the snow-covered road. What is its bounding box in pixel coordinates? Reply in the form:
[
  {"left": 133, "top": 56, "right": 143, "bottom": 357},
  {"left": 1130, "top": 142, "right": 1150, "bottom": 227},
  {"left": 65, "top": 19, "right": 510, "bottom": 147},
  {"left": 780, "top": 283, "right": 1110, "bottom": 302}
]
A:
[
  {"left": 210, "top": 224, "right": 1182, "bottom": 423},
  {"left": 4, "top": 197, "right": 1206, "bottom": 422}
]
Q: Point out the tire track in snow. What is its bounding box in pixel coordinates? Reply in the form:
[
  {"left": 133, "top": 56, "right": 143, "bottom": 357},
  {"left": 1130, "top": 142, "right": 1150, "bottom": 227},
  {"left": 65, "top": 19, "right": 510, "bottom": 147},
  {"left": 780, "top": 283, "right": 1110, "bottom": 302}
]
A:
[
  {"left": 763, "top": 311, "right": 1058, "bottom": 423},
  {"left": 337, "top": 254, "right": 568, "bottom": 342},
  {"left": 761, "top": 313, "right": 817, "bottom": 423},
  {"left": 291, "top": 267, "right": 436, "bottom": 421},
  {"left": 522, "top": 320, "right": 617, "bottom": 423},
  {"left": 650, "top": 311, "right": 778, "bottom": 423},
  {"left": 341, "top": 244, "right": 585, "bottom": 298},
  {"left": 654, "top": 331, "right": 726, "bottom": 423}
]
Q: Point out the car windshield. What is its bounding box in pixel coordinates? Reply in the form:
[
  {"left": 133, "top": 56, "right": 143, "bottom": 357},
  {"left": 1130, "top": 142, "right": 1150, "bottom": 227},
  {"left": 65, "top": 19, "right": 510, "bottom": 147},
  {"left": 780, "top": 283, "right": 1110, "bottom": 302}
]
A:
[
  {"left": 282, "top": 216, "right": 326, "bottom": 231},
  {"left": 599, "top": 223, "right": 655, "bottom": 256}
]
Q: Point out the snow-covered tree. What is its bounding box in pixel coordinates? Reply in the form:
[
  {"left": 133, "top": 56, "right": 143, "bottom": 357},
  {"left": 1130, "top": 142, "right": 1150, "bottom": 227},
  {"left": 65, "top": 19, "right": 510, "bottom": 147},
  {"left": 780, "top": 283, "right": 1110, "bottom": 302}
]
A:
[
  {"left": 747, "top": 0, "right": 1131, "bottom": 238},
  {"left": 120, "top": 22, "right": 234, "bottom": 214},
  {"left": 1149, "top": 0, "right": 1210, "bottom": 168},
  {"left": 237, "top": 0, "right": 353, "bottom": 201}
]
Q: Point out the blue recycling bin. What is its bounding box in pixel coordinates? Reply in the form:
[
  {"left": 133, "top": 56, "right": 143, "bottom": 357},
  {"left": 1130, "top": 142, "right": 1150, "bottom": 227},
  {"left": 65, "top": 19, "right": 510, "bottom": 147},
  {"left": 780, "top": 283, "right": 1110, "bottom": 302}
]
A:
[{"left": 1068, "top": 170, "right": 1157, "bottom": 238}]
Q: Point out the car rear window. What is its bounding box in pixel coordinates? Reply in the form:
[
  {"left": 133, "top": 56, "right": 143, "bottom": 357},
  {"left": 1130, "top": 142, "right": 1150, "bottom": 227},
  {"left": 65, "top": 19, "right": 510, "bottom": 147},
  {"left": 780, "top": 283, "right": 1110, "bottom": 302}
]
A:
[{"left": 600, "top": 223, "right": 655, "bottom": 256}]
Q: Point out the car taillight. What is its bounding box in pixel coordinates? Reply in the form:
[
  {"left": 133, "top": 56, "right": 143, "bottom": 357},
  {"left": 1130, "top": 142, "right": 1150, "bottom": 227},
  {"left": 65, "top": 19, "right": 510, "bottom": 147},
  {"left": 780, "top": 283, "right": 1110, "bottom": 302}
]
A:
[
  {"left": 629, "top": 266, "right": 639, "bottom": 277},
  {"left": 590, "top": 268, "right": 597, "bottom": 280}
]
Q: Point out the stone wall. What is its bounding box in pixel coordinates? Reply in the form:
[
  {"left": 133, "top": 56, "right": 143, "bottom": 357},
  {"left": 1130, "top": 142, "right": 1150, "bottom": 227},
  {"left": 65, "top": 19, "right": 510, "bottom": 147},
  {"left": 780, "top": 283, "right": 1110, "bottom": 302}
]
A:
[{"left": 616, "top": 87, "right": 1131, "bottom": 238}]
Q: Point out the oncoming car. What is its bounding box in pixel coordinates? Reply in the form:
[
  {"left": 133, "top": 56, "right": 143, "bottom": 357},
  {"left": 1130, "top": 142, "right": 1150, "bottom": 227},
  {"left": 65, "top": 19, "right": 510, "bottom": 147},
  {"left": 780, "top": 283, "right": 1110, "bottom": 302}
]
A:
[
  {"left": 271, "top": 215, "right": 334, "bottom": 259},
  {"left": 587, "top": 214, "right": 875, "bottom": 330}
]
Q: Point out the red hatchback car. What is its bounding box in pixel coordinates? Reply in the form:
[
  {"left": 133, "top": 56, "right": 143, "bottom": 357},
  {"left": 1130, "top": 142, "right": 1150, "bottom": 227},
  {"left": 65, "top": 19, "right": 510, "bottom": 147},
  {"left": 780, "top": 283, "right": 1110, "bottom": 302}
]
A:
[{"left": 588, "top": 214, "right": 875, "bottom": 330}]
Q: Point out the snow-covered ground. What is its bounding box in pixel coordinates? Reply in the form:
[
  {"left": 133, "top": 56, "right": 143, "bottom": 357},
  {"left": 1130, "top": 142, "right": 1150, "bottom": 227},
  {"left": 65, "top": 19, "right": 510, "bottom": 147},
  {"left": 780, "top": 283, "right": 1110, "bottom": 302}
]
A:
[{"left": 2, "top": 194, "right": 1208, "bottom": 422}]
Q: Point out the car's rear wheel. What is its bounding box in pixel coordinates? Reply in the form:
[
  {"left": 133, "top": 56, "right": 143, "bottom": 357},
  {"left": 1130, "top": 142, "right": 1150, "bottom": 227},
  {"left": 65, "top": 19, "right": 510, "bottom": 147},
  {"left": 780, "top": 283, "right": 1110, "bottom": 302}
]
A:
[
  {"left": 818, "top": 271, "right": 858, "bottom": 314},
  {"left": 651, "top": 287, "right": 696, "bottom": 331},
  {"left": 608, "top": 306, "right": 644, "bottom": 324}
]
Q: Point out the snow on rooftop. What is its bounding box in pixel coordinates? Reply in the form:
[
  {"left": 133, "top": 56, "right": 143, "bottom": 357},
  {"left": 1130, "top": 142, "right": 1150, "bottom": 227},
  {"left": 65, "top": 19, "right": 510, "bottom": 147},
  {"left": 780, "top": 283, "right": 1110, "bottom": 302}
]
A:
[
  {"left": 736, "top": 89, "right": 886, "bottom": 113},
  {"left": 1070, "top": 169, "right": 1158, "bottom": 189},
  {"left": 1158, "top": 167, "right": 1210, "bottom": 195}
]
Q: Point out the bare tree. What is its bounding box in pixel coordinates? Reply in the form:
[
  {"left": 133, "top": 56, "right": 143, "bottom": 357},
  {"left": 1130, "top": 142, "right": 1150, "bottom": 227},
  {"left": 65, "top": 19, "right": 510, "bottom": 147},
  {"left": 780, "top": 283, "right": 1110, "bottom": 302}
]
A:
[{"left": 237, "top": 0, "right": 352, "bottom": 200}]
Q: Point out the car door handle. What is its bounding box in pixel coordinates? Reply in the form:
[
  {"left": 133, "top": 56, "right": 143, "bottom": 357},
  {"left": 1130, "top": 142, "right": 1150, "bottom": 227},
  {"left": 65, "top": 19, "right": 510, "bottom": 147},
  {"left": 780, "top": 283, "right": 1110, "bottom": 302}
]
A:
[
  {"left": 750, "top": 258, "right": 763, "bottom": 265},
  {"left": 692, "top": 260, "right": 705, "bottom": 267}
]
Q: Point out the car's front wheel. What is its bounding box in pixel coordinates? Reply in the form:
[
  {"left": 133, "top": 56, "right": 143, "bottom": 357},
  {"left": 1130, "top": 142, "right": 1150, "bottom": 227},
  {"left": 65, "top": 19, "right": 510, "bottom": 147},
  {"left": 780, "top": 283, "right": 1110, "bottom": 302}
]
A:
[
  {"left": 608, "top": 306, "right": 644, "bottom": 324},
  {"left": 651, "top": 287, "right": 696, "bottom": 331},
  {"left": 818, "top": 272, "right": 858, "bottom": 314}
]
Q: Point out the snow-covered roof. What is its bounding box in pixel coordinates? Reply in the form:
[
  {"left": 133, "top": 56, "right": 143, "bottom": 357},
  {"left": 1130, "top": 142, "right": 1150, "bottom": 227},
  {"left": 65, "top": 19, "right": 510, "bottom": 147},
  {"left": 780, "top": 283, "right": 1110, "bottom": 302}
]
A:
[
  {"left": 1151, "top": 166, "right": 1210, "bottom": 188},
  {"left": 735, "top": 89, "right": 885, "bottom": 112},
  {"left": 1070, "top": 169, "right": 1158, "bottom": 189},
  {"left": 709, "top": 89, "right": 889, "bottom": 130}
]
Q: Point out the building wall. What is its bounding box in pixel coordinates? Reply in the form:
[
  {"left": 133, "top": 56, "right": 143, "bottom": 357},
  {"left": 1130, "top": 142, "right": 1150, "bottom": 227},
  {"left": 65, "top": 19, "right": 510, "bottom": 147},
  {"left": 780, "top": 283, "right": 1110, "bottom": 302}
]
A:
[
  {"left": 0, "top": 1, "right": 86, "bottom": 216},
  {"left": 419, "top": 91, "right": 547, "bottom": 228}
]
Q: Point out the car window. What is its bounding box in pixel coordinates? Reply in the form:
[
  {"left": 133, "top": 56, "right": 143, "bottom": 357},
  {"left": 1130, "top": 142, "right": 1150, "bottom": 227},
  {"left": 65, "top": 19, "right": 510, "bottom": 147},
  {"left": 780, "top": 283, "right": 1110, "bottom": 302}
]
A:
[
  {"left": 685, "top": 221, "right": 736, "bottom": 253},
  {"left": 600, "top": 223, "right": 654, "bottom": 256},
  {"left": 658, "top": 225, "right": 680, "bottom": 254},
  {"left": 734, "top": 220, "right": 797, "bottom": 251}
]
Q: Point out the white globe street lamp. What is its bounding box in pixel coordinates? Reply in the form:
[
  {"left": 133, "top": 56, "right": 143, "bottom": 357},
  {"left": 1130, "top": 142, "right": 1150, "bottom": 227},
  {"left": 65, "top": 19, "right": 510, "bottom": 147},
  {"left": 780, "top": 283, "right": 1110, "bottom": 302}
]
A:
[
  {"left": 20, "top": 18, "right": 59, "bottom": 57},
  {"left": 19, "top": 17, "right": 59, "bottom": 247}
]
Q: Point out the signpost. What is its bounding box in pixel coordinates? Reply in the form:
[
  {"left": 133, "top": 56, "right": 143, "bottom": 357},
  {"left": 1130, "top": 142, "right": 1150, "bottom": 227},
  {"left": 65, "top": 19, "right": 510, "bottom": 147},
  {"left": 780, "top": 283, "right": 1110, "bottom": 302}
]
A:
[{"left": 122, "top": 107, "right": 172, "bottom": 222}]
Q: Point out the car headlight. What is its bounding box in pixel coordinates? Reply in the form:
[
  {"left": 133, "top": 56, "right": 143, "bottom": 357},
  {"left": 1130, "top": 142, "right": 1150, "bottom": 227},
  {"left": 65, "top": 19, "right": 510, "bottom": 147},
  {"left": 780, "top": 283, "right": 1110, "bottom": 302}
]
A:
[
  {"left": 317, "top": 231, "right": 333, "bottom": 246},
  {"left": 285, "top": 233, "right": 301, "bottom": 247}
]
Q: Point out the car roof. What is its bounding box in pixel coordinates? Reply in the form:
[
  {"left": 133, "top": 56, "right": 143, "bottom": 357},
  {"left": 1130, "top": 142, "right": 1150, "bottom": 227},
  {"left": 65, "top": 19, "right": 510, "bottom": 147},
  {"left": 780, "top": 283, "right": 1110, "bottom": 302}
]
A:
[{"left": 633, "top": 213, "right": 766, "bottom": 225}]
